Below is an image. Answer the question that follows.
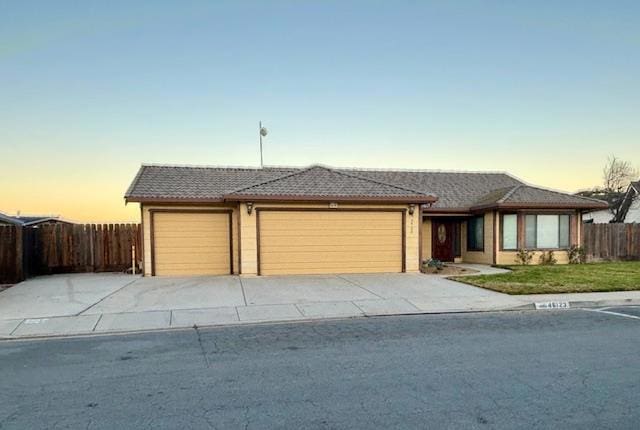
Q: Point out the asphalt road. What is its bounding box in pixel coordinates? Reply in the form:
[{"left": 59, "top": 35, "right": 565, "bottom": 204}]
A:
[{"left": 1, "top": 309, "right": 640, "bottom": 429}]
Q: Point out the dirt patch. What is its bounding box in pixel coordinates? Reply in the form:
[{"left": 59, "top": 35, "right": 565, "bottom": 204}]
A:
[{"left": 423, "top": 266, "right": 479, "bottom": 276}]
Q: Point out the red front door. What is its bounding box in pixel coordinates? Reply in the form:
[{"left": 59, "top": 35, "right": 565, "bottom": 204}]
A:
[{"left": 432, "top": 220, "right": 455, "bottom": 262}]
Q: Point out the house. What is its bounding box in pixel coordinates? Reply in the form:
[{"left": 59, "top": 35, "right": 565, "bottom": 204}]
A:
[
  {"left": 612, "top": 181, "right": 640, "bottom": 223},
  {"left": 0, "top": 212, "right": 73, "bottom": 227},
  {"left": 124, "top": 164, "right": 607, "bottom": 276},
  {"left": 582, "top": 181, "right": 640, "bottom": 224}
]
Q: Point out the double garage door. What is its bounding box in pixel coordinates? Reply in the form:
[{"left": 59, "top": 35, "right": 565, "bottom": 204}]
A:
[
  {"left": 258, "top": 210, "right": 404, "bottom": 275},
  {"left": 152, "top": 210, "right": 404, "bottom": 276}
]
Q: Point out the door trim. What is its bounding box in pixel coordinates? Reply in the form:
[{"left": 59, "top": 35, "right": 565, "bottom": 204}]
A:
[
  {"left": 255, "top": 208, "right": 407, "bottom": 276},
  {"left": 149, "top": 209, "right": 233, "bottom": 276}
]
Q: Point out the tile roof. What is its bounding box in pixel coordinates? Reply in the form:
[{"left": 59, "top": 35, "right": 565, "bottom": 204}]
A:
[
  {"left": 124, "top": 165, "right": 298, "bottom": 201},
  {"left": 470, "top": 185, "right": 608, "bottom": 209},
  {"left": 345, "top": 169, "right": 523, "bottom": 209},
  {"left": 225, "top": 166, "right": 435, "bottom": 201},
  {"left": 125, "top": 164, "right": 607, "bottom": 209}
]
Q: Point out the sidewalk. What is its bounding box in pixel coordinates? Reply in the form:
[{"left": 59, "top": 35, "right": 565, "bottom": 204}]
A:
[{"left": 2, "top": 270, "right": 640, "bottom": 340}]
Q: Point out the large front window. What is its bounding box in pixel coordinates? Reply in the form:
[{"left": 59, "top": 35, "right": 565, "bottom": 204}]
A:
[
  {"left": 525, "top": 214, "right": 570, "bottom": 249},
  {"left": 467, "top": 216, "right": 484, "bottom": 251}
]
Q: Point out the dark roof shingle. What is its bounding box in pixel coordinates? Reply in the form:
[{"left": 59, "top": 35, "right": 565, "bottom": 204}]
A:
[
  {"left": 125, "top": 164, "right": 607, "bottom": 209},
  {"left": 225, "top": 166, "right": 435, "bottom": 201}
]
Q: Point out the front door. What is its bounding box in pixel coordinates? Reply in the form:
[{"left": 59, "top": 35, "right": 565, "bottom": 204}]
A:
[{"left": 432, "top": 220, "right": 454, "bottom": 262}]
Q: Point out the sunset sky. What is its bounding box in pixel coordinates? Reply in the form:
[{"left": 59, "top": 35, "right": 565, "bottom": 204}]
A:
[{"left": 1, "top": 1, "right": 639, "bottom": 223}]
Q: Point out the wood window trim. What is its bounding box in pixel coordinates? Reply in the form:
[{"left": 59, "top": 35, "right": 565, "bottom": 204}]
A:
[
  {"left": 149, "top": 208, "right": 234, "bottom": 276},
  {"left": 520, "top": 212, "right": 573, "bottom": 251},
  {"left": 254, "top": 208, "right": 407, "bottom": 276},
  {"left": 466, "top": 215, "right": 485, "bottom": 252}
]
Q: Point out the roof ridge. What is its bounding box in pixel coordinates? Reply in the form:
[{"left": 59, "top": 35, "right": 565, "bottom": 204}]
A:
[
  {"left": 225, "top": 165, "right": 322, "bottom": 195},
  {"left": 140, "top": 163, "right": 299, "bottom": 171},
  {"left": 334, "top": 168, "right": 435, "bottom": 197},
  {"left": 225, "top": 164, "right": 436, "bottom": 198},
  {"left": 497, "top": 185, "right": 522, "bottom": 203}
]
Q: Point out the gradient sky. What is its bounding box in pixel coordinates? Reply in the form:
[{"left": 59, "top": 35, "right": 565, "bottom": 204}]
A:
[{"left": 1, "top": 0, "right": 639, "bottom": 222}]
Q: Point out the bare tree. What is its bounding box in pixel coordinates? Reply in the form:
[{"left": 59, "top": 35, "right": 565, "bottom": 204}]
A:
[
  {"left": 603, "top": 155, "right": 638, "bottom": 194},
  {"left": 602, "top": 155, "right": 639, "bottom": 217}
]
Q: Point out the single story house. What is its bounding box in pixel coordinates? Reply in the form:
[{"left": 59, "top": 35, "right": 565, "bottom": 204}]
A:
[{"left": 125, "top": 164, "right": 607, "bottom": 276}]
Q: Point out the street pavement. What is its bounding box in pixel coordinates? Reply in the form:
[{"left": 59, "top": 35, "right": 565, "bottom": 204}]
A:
[{"left": 1, "top": 308, "right": 640, "bottom": 429}]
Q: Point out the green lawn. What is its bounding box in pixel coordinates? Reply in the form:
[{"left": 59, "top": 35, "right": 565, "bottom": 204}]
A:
[{"left": 451, "top": 262, "right": 640, "bottom": 295}]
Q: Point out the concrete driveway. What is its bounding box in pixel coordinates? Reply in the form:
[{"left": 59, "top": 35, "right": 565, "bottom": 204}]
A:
[{"left": 0, "top": 271, "right": 528, "bottom": 338}]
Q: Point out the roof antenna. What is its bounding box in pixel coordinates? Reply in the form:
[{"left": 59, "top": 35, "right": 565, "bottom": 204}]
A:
[{"left": 259, "top": 121, "right": 268, "bottom": 168}]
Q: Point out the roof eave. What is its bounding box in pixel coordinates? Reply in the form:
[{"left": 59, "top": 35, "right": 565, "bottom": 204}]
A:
[
  {"left": 469, "top": 202, "right": 609, "bottom": 211},
  {"left": 421, "top": 207, "right": 471, "bottom": 214}
]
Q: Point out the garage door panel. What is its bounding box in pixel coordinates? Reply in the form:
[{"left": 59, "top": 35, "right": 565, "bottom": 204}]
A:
[
  {"left": 261, "top": 236, "right": 401, "bottom": 246},
  {"left": 153, "top": 212, "right": 231, "bottom": 276},
  {"left": 259, "top": 210, "right": 403, "bottom": 275}
]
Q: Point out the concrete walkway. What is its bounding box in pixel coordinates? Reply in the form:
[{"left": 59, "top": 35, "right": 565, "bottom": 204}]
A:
[{"left": 1, "top": 269, "right": 639, "bottom": 339}]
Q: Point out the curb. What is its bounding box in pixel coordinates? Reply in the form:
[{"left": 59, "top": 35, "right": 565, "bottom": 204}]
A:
[{"left": 3, "top": 300, "right": 640, "bottom": 342}]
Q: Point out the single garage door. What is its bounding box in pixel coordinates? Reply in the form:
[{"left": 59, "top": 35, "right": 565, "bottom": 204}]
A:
[
  {"left": 258, "top": 210, "right": 404, "bottom": 275},
  {"left": 152, "top": 211, "right": 231, "bottom": 276}
]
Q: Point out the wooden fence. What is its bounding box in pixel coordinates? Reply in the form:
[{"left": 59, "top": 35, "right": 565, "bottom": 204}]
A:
[
  {"left": 582, "top": 223, "right": 640, "bottom": 261},
  {"left": 0, "top": 226, "right": 21, "bottom": 284},
  {"left": 0, "top": 224, "right": 141, "bottom": 284}
]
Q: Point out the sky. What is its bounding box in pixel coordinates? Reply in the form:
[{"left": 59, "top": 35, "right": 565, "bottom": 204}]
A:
[{"left": 1, "top": 0, "right": 639, "bottom": 222}]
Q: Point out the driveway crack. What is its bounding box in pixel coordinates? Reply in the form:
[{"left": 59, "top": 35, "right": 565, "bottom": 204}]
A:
[
  {"left": 238, "top": 277, "right": 248, "bottom": 306},
  {"left": 194, "top": 325, "right": 211, "bottom": 368},
  {"left": 336, "top": 275, "right": 384, "bottom": 299},
  {"left": 76, "top": 277, "right": 140, "bottom": 316}
]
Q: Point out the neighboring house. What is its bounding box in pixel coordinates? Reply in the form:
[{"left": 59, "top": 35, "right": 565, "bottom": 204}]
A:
[
  {"left": 0, "top": 212, "right": 73, "bottom": 227},
  {"left": 124, "top": 164, "right": 607, "bottom": 277},
  {"left": 612, "top": 181, "right": 640, "bottom": 223},
  {"left": 582, "top": 208, "right": 613, "bottom": 224},
  {"left": 582, "top": 181, "right": 640, "bottom": 224}
]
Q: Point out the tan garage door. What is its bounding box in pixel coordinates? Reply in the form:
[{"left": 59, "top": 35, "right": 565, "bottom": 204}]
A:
[
  {"left": 258, "top": 210, "right": 404, "bottom": 275},
  {"left": 152, "top": 211, "right": 231, "bottom": 276}
]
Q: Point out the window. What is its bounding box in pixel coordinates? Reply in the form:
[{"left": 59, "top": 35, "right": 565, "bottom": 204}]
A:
[
  {"left": 502, "top": 214, "right": 518, "bottom": 250},
  {"left": 524, "top": 214, "right": 570, "bottom": 249},
  {"left": 467, "top": 216, "right": 484, "bottom": 251}
]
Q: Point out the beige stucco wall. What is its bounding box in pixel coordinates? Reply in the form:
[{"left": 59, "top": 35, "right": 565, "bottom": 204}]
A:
[
  {"left": 421, "top": 218, "right": 432, "bottom": 261},
  {"left": 142, "top": 202, "right": 420, "bottom": 276},
  {"left": 497, "top": 250, "right": 570, "bottom": 265},
  {"left": 141, "top": 203, "right": 239, "bottom": 276}
]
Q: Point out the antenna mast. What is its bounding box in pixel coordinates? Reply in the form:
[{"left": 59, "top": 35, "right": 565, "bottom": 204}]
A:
[{"left": 259, "top": 121, "right": 268, "bottom": 168}]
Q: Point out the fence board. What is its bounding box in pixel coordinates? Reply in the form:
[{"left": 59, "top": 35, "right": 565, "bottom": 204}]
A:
[
  {"left": 582, "top": 223, "right": 640, "bottom": 261},
  {"left": 0, "top": 226, "right": 20, "bottom": 284}
]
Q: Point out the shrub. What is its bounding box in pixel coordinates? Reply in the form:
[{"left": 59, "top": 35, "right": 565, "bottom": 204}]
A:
[
  {"left": 422, "top": 258, "right": 444, "bottom": 272},
  {"left": 568, "top": 246, "right": 586, "bottom": 264},
  {"left": 514, "top": 249, "right": 534, "bottom": 265},
  {"left": 539, "top": 250, "right": 557, "bottom": 265}
]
